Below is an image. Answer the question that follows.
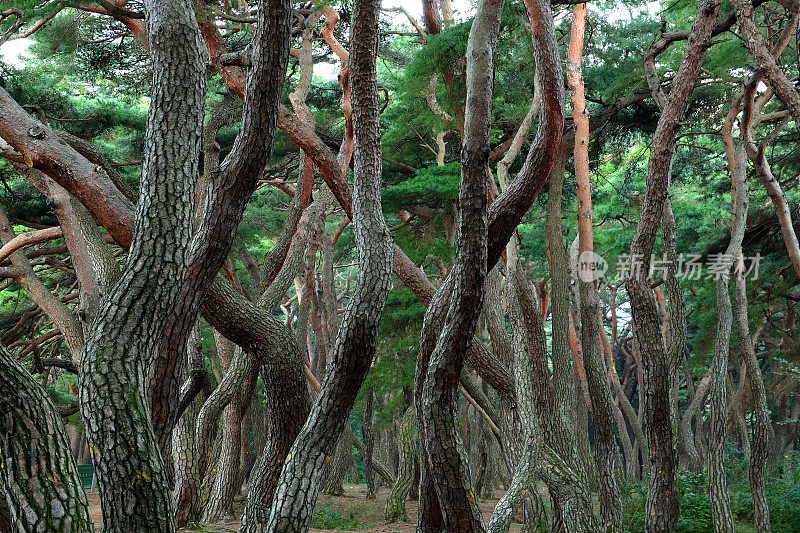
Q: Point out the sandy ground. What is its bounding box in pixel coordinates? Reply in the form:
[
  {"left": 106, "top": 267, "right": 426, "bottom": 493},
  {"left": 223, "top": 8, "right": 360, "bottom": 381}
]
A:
[{"left": 86, "top": 484, "right": 521, "bottom": 532}]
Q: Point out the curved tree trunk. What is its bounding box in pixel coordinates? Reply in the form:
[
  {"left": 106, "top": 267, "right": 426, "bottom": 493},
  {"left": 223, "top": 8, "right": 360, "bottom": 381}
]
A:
[
  {"left": 416, "top": 1, "right": 505, "bottom": 531},
  {"left": 260, "top": 0, "right": 393, "bottom": 527},
  {"left": 735, "top": 261, "right": 772, "bottom": 532},
  {"left": 707, "top": 143, "right": 748, "bottom": 533},
  {"left": 626, "top": 1, "right": 720, "bottom": 530},
  {"left": 78, "top": 1, "right": 206, "bottom": 529},
  {"left": 0, "top": 345, "right": 93, "bottom": 532},
  {"left": 203, "top": 369, "right": 255, "bottom": 522}
]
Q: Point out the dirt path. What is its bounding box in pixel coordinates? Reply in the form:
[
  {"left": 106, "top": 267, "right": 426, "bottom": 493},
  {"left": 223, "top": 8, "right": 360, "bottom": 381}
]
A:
[{"left": 87, "top": 484, "right": 521, "bottom": 532}]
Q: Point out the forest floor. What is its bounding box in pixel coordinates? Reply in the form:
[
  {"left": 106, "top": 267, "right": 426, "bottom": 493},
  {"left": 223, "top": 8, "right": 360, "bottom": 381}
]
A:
[{"left": 87, "top": 484, "right": 522, "bottom": 532}]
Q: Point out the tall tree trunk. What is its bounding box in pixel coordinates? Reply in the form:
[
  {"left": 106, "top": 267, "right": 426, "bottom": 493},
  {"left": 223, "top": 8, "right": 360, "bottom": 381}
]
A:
[
  {"left": 416, "top": 1, "right": 504, "bottom": 530},
  {"left": 0, "top": 346, "right": 93, "bottom": 532},
  {"left": 567, "top": 3, "right": 623, "bottom": 529},
  {"left": 78, "top": 1, "right": 206, "bottom": 529},
  {"left": 260, "top": 0, "right": 393, "bottom": 527},
  {"left": 735, "top": 261, "right": 772, "bottom": 532},
  {"left": 203, "top": 370, "right": 255, "bottom": 522},
  {"left": 363, "top": 390, "right": 379, "bottom": 499},
  {"left": 627, "top": 1, "right": 720, "bottom": 530},
  {"left": 707, "top": 143, "right": 747, "bottom": 533},
  {"left": 173, "top": 325, "right": 208, "bottom": 525}
]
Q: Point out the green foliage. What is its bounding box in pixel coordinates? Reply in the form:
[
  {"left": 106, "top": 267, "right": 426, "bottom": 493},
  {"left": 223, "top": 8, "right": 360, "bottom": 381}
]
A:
[
  {"left": 310, "top": 507, "right": 360, "bottom": 530},
  {"left": 382, "top": 162, "right": 461, "bottom": 210},
  {"left": 623, "top": 452, "right": 800, "bottom": 533}
]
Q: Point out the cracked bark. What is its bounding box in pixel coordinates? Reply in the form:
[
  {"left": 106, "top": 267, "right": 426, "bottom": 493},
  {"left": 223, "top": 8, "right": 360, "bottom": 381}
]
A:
[
  {"left": 77, "top": 1, "right": 206, "bottom": 529},
  {"left": 0, "top": 345, "right": 92, "bottom": 532},
  {"left": 626, "top": 1, "right": 720, "bottom": 530},
  {"left": 708, "top": 143, "right": 748, "bottom": 533},
  {"left": 260, "top": 0, "right": 393, "bottom": 528},
  {"left": 416, "top": 2, "right": 503, "bottom": 530}
]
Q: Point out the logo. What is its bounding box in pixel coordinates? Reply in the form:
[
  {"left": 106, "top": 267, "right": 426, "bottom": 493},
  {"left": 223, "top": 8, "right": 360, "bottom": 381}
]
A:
[{"left": 578, "top": 251, "right": 608, "bottom": 282}]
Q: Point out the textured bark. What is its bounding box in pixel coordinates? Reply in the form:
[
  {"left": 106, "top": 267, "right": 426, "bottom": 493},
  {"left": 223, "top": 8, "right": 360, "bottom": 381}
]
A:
[
  {"left": 363, "top": 391, "right": 379, "bottom": 498},
  {"left": 235, "top": 199, "right": 322, "bottom": 528},
  {"left": 322, "top": 433, "right": 354, "bottom": 497},
  {"left": 195, "top": 333, "right": 247, "bottom": 489},
  {"left": 416, "top": 1, "right": 504, "bottom": 530},
  {"left": 78, "top": 1, "right": 206, "bottom": 529},
  {"left": 626, "top": 1, "right": 720, "bottom": 530},
  {"left": 0, "top": 345, "right": 93, "bottom": 532},
  {"left": 544, "top": 149, "right": 575, "bottom": 450},
  {"left": 203, "top": 368, "right": 255, "bottom": 522},
  {"left": 260, "top": 0, "right": 393, "bottom": 528},
  {"left": 567, "top": 3, "right": 622, "bottom": 528},
  {"left": 485, "top": 0, "right": 564, "bottom": 270},
  {"left": 679, "top": 374, "right": 711, "bottom": 471},
  {"left": 173, "top": 326, "right": 207, "bottom": 525},
  {"left": 735, "top": 264, "right": 771, "bottom": 532},
  {"left": 731, "top": 0, "right": 800, "bottom": 127},
  {"left": 385, "top": 407, "right": 417, "bottom": 522},
  {"left": 708, "top": 144, "right": 748, "bottom": 533},
  {"left": 149, "top": 0, "right": 292, "bottom": 450}
]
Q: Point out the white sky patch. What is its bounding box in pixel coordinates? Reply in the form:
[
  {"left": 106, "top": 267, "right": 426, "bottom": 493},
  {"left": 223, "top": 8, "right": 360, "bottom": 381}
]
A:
[{"left": 0, "top": 38, "right": 31, "bottom": 68}]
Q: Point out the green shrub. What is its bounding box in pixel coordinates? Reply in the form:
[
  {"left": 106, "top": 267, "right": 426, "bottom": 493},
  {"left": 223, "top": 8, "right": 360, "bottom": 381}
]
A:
[{"left": 309, "top": 507, "right": 360, "bottom": 530}]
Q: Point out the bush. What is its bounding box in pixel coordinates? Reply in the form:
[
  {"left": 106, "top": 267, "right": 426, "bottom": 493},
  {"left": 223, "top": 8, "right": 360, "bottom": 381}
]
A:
[{"left": 310, "top": 507, "right": 360, "bottom": 531}]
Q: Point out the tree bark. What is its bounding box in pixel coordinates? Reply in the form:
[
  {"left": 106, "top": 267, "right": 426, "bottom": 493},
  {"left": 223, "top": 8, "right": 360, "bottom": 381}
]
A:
[
  {"left": 627, "top": 1, "right": 720, "bottom": 531},
  {"left": 385, "top": 407, "right": 417, "bottom": 522},
  {"left": 0, "top": 345, "right": 93, "bottom": 532},
  {"left": 363, "top": 390, "right": 379, "bottom": 499},
  {"left": 734, "top": 262, "right": 772, "bottom": 532},
  {"left": 567, "top": 3, "right": 623, "bottom": 529},
  {"left": 173, "top": 325, "right": 207, "bottom": 525},
  {"left": 416, "top": 1, "right": 504, "bottom": 530},
  {"left": 78, "top": 1, "right": 206, "bottom": 529},
  {"left": 708, "top": 144, "right": 748, "bottom": 533},
  {"left": 260, "top": 0, "right": 393, "bottom": 527}
]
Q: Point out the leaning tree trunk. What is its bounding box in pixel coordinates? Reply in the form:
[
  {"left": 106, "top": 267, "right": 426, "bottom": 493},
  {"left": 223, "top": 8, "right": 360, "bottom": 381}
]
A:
[
  {"left": 708, "top": 144, "right": 748, "bottom": 533},
  {"left": 626, "top": 1, "right": 720, "bottom": 530},
  {"left": 416, "top": 1, "right": 504, "bottom": 531},
  {"left": 261, "top": 0, "right": 393, "bottom": 527},
  {"left": 78, "top": 1, "right": 206, "bottom": 530},
  {"left": 385, "top": 406, "right": 417, "bottom": 522},
  {"left": 735, "top": 260, "right": 771, "bottom": 533},
  {"left": 0, "top": 345, "right": 93, "bottom": 532},
  {"left": 567, "top": 2, "right": 622, "bottom": 528}
]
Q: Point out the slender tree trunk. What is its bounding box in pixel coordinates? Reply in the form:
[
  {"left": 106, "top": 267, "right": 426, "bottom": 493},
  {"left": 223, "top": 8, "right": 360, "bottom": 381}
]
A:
[
  {"left": 173, "top": 325, "right": 208, "bottom": 525},
  {"left": 0, "top": 345, "right": 93, "bottom": 532},
  {"left": 261, "top": 0, "right": 393, "bottom": 527},
  {"left": 417, "top": 1, "right": 504, "bottom": 530},
  {"left": 626, "top": 1, "right": 720, "bottom": 530},
  {"left": 203, "top": 370, "right": 255, "bottom": 522},
  {"left": 708, "top": 144, "right": 747, "bottom": 533},
  {"left": 567, "top": 3, "right": 623, "bottom": 528},
  {"left": 363, "top": 390, "right": 378, "bottom": 498},
  {"left": 734, "top": 260, "right": 772, "bottom": 532},
  {"left": 323, "top": 433, "right": 354, "bottom": 496}
]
